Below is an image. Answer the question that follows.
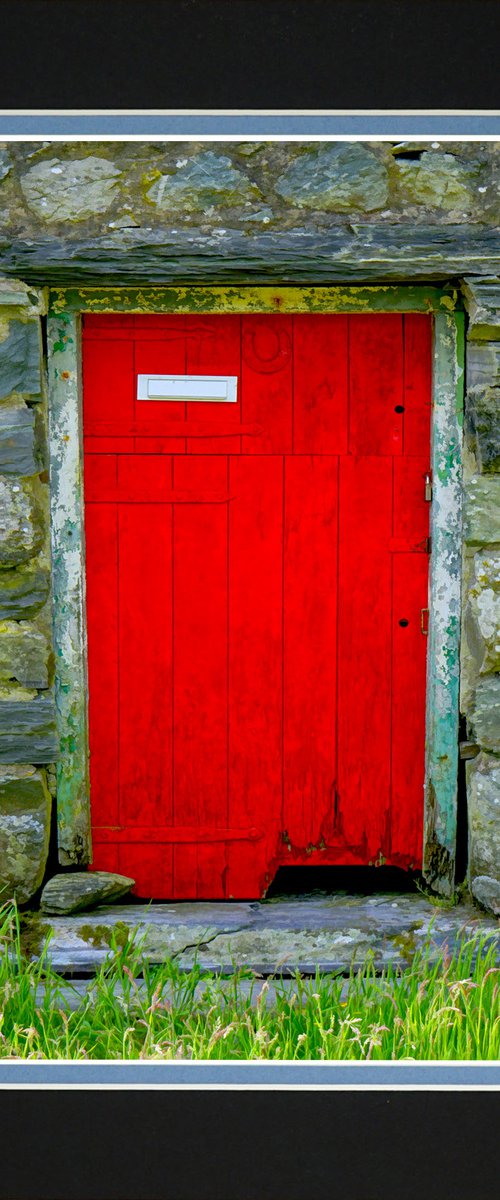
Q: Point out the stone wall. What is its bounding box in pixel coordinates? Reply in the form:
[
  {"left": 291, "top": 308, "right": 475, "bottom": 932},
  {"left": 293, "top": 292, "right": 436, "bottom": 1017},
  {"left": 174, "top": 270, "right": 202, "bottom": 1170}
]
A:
[
  {"left": 0, "top": 279, "right": 57, "bottom": 904},
  {"left": 461, "top": 280, "right": 500, "bottom": 915},
  {"left": 0, "top": 140, "right": 499, "bottom": 907}
]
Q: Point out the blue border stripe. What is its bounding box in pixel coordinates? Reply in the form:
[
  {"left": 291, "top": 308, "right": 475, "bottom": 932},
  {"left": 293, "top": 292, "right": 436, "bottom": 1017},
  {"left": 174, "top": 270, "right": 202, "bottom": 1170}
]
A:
[
  {"left": 0, "top": 1063, "right": 499, "bottom": 1086},
  {"left": 0, "top": 115, "right": 500, "bottom": 137}
]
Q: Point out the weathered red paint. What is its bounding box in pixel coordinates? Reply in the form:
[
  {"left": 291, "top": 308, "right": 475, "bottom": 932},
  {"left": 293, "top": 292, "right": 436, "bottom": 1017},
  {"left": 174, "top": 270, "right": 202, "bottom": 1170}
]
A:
[{"left": 82, "top": 312, "right": 431, "bottom": 898}]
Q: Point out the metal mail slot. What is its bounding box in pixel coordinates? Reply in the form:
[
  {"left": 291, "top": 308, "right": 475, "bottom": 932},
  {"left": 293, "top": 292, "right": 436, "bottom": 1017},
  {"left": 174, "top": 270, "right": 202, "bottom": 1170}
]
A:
[{"left": 137, "top": 374, "right": 238, "bottom": 403}]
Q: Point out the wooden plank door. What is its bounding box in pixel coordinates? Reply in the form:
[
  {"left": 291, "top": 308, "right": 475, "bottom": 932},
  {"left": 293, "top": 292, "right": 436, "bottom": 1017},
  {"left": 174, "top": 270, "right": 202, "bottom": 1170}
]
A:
[{"left": 82, "top": 312, "right": 431, "bottom": 898}]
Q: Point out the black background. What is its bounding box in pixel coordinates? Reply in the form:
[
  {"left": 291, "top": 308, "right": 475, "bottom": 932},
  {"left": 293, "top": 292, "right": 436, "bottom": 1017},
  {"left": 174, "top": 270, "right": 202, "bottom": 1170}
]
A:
[
  {"left": 0, "top": 0, "right": 498, "bottom": 109},
  {"left": 0, "top": 1089, "right": 499, "bottom": 1199}
]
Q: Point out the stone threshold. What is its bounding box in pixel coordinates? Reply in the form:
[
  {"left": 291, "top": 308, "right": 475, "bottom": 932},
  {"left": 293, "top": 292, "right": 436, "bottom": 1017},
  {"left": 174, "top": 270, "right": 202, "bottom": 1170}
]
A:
[{"left": 23, "top": 892, "right": 499, "bottom": 977}]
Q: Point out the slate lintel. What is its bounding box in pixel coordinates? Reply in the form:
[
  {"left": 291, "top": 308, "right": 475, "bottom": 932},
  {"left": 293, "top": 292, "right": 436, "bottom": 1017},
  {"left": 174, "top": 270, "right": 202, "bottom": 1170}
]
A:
[{"left": 1, "top": 224, "right": 500, "bottom": 286}]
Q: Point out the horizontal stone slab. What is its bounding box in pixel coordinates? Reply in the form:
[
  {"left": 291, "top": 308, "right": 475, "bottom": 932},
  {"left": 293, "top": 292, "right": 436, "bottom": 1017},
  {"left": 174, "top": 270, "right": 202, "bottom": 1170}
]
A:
[
  {"left": 0, "top": 405, "right": 40, "bottom": 476},
  {"left": 0, "top": 319, "right": 41, "bottom": 399},
  {"left": 0, "top": 695, "right": 58, "bottom": 763},
  {"left": 21, "top": 894, "right": 500, "bottom": 975},
  {"left": 1, "top": 224, "right": 500, "bottom": 285},
  {"left": 0, "top": 562, "right": 50, "bottom": 619},
  {"left": 0, "top": 765, "right": 51, "bottom": 904}
]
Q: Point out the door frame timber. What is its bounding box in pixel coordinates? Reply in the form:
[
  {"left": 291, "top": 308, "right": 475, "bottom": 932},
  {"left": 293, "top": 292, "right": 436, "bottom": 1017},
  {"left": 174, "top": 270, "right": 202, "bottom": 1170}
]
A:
[{"left": 47, "top": 285, "right": 464, "bottom": 894}]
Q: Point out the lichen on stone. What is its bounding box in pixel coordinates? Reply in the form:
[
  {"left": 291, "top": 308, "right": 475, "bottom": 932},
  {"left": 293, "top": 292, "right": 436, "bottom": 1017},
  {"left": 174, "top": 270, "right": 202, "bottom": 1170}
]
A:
[{"left": 20, "top": 157, "right": 122, "bottom": 223}]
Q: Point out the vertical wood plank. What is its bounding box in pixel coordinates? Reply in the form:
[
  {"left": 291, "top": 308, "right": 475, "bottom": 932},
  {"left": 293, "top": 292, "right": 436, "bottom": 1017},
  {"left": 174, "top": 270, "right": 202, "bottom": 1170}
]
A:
[
  {"left": 186, "top": 315, "right": 242, "bottom": 453},
  {"left": 393, "top": 456, "right": 430, "bottom": 549},
  {"left": 85, "top": 489, "right": 119, "bottom": 834},
  {"left": 134, "top": 319, "right": 186, "bottom": 451},
  {"left": 293, "top": 315, "right": 348, "bottom": 454},
  {"left": 348, "top": 315, "right": 404, "bottom": 456},
  {"left": 241, "top": 315, "right": 293, "bottom": 454},
  {"left": 337, "top": 456, "right": 393, "bottom": 860},
  {"left": 283, "top": 455, "right": 338, "bottom": 849},
  {"left": 82, "top": 336, "right": 135, "bottom": 434},
  {"left": 227, "top": 455, "right": 283, "bottom": 897},
  {"left": 172, "top": 456, "right": 228, "bottom": 898},
  {"left": 117, "top": 458, "right": 173, "bottom": 842},
  {"left": 391, "top": 552, "right": 428, "bottom": 866},
  {"left": 403, "top": 314, "right": 432, "bottom": 456}
]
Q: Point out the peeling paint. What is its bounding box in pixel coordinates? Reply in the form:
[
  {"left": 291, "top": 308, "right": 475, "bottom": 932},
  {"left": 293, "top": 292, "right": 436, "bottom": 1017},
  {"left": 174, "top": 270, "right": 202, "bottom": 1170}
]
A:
[
  {"left": 424, "top": 311, "right": 464, "bottom": 894},
  {"left": 47, "top": 311, "right": 90, "bottom": 865},
  {"left": 48, "top": 284, "right": 460, "bottom": 319}
]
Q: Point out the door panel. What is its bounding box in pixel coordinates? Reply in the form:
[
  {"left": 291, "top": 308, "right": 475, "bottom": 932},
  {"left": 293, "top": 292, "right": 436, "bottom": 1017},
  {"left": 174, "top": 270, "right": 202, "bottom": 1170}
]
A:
[{"left": 83, "top": 312, "right": 431, "bottom": 898}]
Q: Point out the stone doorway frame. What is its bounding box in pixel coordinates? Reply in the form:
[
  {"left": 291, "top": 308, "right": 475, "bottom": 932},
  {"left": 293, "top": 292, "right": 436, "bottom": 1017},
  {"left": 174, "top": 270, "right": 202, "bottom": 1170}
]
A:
[{"left": 46, "top": 284, "right": 464, "bottom": 895}]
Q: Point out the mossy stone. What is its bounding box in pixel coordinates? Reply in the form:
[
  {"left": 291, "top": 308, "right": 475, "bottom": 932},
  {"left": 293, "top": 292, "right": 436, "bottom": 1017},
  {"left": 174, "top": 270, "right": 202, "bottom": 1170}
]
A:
[
  {"left": 396, "top": 151, "right": 481, "bottom": 210},
  {"left": 0, "top": 620, "right": 51, "bottom": 688},
  {"left": 0, "top": 478, "right": 43, "bottom": 566},
  {"left": 0, "top": 562, "right": 50, "bottom": 619},
  {"left": 0, "top": 765, "right": 51, "bottom": 904}
]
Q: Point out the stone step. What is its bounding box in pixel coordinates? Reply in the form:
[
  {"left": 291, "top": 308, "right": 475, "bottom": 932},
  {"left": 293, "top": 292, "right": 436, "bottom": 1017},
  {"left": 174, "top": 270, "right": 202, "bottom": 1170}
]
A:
[{"left": 21, "top": 893, "right": 500, "bottom": 977}]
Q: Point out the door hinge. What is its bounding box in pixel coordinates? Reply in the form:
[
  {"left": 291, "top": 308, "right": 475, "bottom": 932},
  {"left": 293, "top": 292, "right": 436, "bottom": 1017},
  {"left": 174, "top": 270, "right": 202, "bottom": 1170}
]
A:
[
  {"left": 424, "top": 474, "right": 433, "bottom": 502},
  {"left": 420, "top": 607, "right": 430, "bottom": 635}
]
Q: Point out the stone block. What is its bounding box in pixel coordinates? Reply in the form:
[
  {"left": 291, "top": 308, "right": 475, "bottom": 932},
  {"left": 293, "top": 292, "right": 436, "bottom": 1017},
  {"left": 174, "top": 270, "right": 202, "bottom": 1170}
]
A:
[
  {"left": 0, "top": 149, "right": 12, "bottom": 183},
  {"left": 0, "top": 478, "right": 44, "bottom": 566},
  {"left": 0, "top": 319, "right": 42, "bottom": 399},
  {"left": 0, "top": 405, "right": 39, "bottom": 475},
  {"left": 0, "top": 693, "right": 58, "bottom": 763},
  {"left": 470, "top": 675, "right": 500, "bottom": 751},
  {"left": 465, "top": 386, "right": 500, "bottom": 472},
  {"left": 20, "top": 157, "right": 122, "bottom": 223},
  {"left": 41, "top": 871, "right": 135, "bottom": 915},
  {"left": 467, "top": 341, "right": 500, "bottom": 391},
  {"left": 0, "top": 765, "right": 51, "bottom": 904},
  {"left": 0, "top": 621, "right": 51, "bottom": 688},
  {"left": 463, "top": 550, "right": 500, "bottom": 676},
  {"left": 471, "top": 875, "right": 500, "bottom": 916},
  {"left": 467, "top": 753, "right": 500, "bottom": 880},
  {"left": 463, "top": 475, "right": 500, "bottom": 546},
  {"left": 146, "top": 151, "right": 259, "bottom": 211},
  {"left": 0, "top": 562, "right": 50, "bottom": 619},
  {"left": 462, "top": 276, "right": 500, "bottom": 340},
  {"left": 395, "top": 151, "right": 482, "bottom": 211},
  {"left": 275, "top": 144, "right": 389, "bottom": 212}
]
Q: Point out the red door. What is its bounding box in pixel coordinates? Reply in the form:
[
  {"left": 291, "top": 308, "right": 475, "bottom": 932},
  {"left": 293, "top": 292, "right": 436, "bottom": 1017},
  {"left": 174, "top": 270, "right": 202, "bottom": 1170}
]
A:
[{"left": 82, "top": 312, "right": 431, "bottom": 899}]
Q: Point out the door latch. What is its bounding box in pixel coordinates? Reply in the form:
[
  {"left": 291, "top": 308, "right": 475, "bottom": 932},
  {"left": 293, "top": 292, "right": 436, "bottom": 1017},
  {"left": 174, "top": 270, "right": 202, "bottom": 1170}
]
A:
[
  {"left": 424, "top": 474, "right": 433, "bottom": 502},
  {"left": 421, "top": 608, "right": 430, "bottom": 635}
]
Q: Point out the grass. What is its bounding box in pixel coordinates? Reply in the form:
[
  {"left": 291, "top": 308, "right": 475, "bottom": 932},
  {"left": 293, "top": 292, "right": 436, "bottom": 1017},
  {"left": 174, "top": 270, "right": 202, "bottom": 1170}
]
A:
[{"left": 0, "top": 901, "right": 498, "bottom": 1059}]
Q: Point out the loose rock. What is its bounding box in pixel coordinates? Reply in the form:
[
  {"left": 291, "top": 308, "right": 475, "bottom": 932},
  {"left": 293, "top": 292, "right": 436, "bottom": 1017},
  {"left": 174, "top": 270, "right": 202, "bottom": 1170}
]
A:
[
  {"left": 41, "top": 870, "right": 135, "bottom": 915},
  {"left": 471, "top": 874, "right": 500, "bottom": 916}
]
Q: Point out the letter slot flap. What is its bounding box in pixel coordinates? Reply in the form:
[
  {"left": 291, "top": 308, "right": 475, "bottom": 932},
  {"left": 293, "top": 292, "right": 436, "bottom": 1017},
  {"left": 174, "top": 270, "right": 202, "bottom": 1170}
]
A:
[{"left": 137, "top": 375, "right": 238, "bottom": 402}]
